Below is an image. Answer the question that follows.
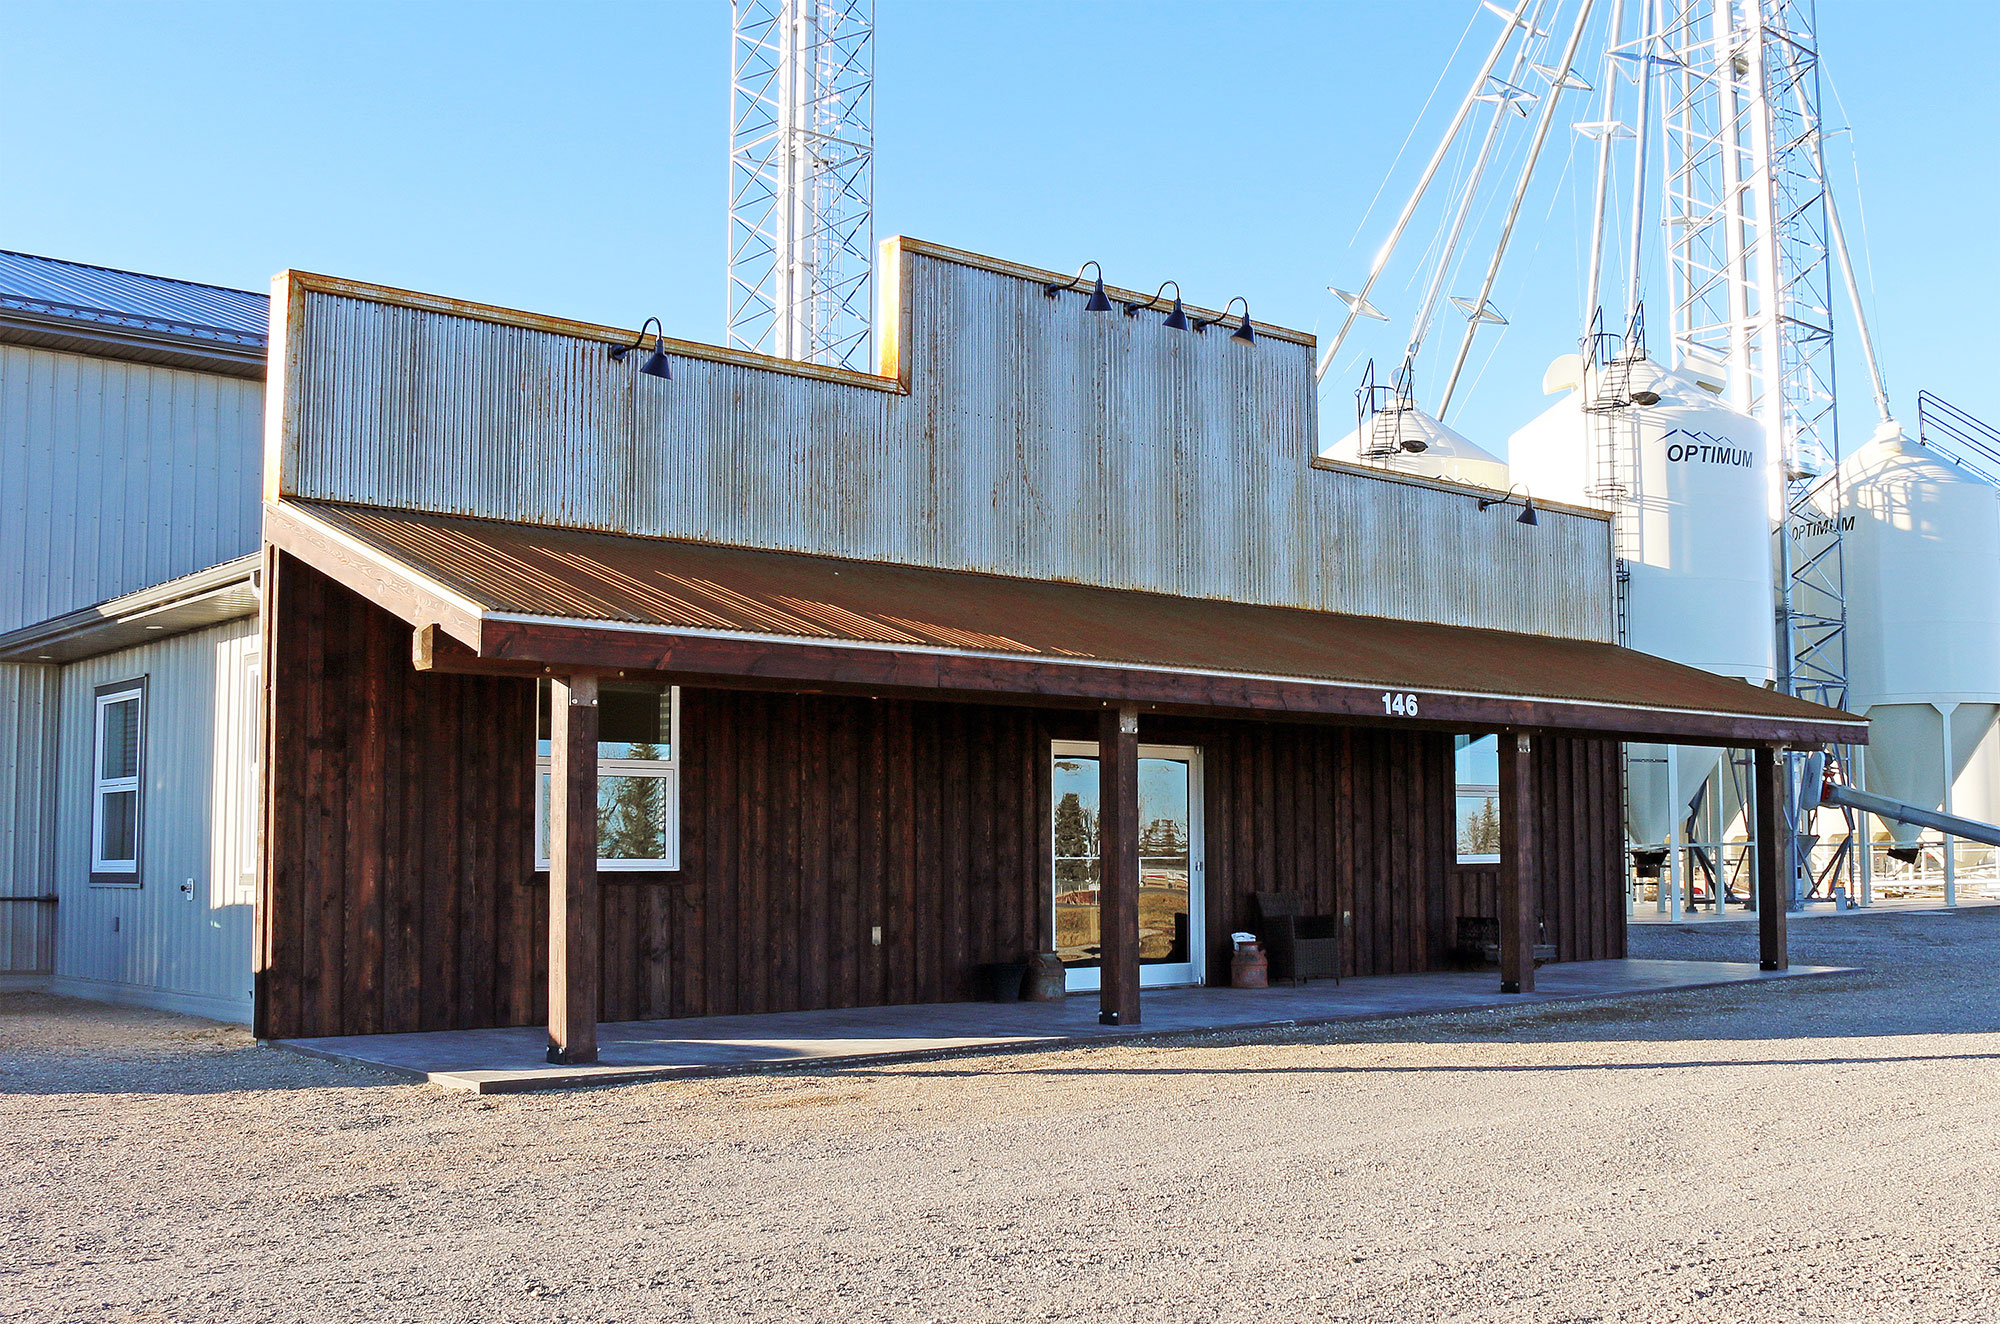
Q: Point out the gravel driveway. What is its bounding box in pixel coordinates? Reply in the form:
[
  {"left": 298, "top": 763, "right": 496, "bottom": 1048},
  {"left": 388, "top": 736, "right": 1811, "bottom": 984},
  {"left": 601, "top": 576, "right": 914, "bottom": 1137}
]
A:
[{"left": 5, "top": 910, "right": 1999, "bottom": 1323}]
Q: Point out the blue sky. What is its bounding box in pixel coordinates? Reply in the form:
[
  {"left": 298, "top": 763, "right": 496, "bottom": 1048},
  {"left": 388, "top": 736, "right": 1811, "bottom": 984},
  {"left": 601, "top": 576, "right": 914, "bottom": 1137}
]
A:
[{"left": 4, "top": 1, "right": 1993, "bottom": 452}]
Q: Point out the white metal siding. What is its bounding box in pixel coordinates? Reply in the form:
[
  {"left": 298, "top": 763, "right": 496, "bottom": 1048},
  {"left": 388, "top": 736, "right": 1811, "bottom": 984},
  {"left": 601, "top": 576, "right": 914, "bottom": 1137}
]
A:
[
  {"left": 51, "top": 617, "right": 259, "bottom": 1021},
  {"left": 0, "top": 662, "right": 58, "bottom": 974},
  {"left": 0, "top": 344, "right": 264, "bottom": 635},
  {"left": 278, "top": 250, "right": 1613, "bottom": 641}
]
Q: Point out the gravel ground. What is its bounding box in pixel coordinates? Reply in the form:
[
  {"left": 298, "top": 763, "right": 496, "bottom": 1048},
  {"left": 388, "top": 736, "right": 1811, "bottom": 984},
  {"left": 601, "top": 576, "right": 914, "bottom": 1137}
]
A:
[{"left": 5, "top": 911, "right": 2000, "bottom": 1324}]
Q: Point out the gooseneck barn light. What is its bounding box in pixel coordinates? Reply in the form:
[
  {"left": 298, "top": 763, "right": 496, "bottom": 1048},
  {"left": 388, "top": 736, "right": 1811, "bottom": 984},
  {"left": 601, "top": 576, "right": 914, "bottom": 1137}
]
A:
[
  {"left": 1477, "top": 484, "right": 1539, "bottom": 526},
  {"left": 609, "top": 317, "right": 672, "bottom": 380},
  {"left": 1122, "top": 280, "right": 1191, "bottom": 331},
  {"left": 1043, "top": 262, "right": 1114, "bottom": 312},
  {"left": 1193, "top": 296, "right": 1256, "bottom": 344}
]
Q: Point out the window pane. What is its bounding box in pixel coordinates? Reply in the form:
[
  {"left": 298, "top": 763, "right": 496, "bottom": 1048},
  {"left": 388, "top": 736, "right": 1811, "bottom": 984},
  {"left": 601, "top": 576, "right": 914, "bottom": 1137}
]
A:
[
  {"left": 1454, "top": 733, "right": 1497, "bottom": 786},
  {"left": 598, "top": 683, "right": 671, "bottom": 761},
  {"left": 597, "top": 774, "right": 670, "bottom": 861},
  {"left": 536, "top": 770, "right": 550, "bottom": 861},
  {"left": 1053, "top": 857, "right": 1101, "bottom": 966},
  {"left": 100, "top": 697, "right": 140, "bottom": 780},
  {"left": 100, "top": 789, "right": 138, "bottom": 864},
  {"left": 1457, "top": 792, "right": 1500, "bottom": 857},
  {"left": 537, "top": 681, "right": 672, "bottom": 762},
  {"left": 537, "top": 771, "right": 674, "bottom": 864}
]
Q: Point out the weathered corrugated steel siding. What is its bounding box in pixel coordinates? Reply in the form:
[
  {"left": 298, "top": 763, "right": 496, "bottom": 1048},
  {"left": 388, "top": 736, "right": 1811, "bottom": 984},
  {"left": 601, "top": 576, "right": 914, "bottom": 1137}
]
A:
[
  {"left": 0, "top": 662, "right": 58, "bottom": 975},
  {"left": 277, "top": 248, "right": 1612, "bottom": 641},
  {"left": 50, "top": 617, "right": 259, "bottom": 1021},
  {"left": 0, "top": 344, "right": 264, "bottom": 635}
]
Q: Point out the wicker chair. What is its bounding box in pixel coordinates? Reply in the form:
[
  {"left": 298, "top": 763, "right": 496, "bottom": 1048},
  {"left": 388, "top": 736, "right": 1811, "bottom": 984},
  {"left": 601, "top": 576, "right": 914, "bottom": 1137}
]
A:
[{"left": 1252, "top": 892, "right": 1342, "bottom": 986}]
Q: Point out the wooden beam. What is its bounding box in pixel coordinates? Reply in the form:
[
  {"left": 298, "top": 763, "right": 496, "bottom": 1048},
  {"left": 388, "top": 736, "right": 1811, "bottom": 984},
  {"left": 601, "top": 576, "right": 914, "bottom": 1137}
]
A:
[
  {"left": 547, "top": 674, "right": 601, "bottom": 1064},
  {"left": 263, "top": 502, "right": 486, "bottom": 646},
  {"left": 1754, "top": 745, "right": 1788, "bottom": 972},
  {"left": 1097, "top": 705, "right": 1142, "bottom": 1026},
  {"left": 1498, "top": 729, "right": 1537, "bottom": 994},
  {"left": 475, "top": 618, "right": 1867, "bottom": 749}
]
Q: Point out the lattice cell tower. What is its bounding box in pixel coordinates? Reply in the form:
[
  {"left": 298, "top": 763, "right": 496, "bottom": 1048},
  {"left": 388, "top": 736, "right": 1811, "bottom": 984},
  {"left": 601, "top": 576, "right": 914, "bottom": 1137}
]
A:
[
  {"left": 1658, "top": 0, "right": 1846, "bottom": 898},
  {"left": 727, "top": 0, "right": 876, "bottom": 370}
]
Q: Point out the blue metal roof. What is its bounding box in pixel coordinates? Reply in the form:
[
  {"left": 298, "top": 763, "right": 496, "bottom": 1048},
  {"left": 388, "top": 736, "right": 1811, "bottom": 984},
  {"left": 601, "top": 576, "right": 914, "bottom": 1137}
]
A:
[{"left": 0, "top": 249, "right": 266, "bottom": 349}]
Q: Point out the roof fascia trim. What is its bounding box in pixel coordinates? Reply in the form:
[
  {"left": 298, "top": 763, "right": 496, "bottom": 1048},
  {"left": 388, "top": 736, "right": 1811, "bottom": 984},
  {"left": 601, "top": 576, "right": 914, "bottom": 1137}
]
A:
[
  {"left": 0, "top": 554, "right": 261, "bottom": 661},
  {"left": 263, "top": 501, "right": 488, "bottom": 646},
  {"left": 474, "top": 610, "right": 1865, "bottom": 748},
  {"left": 0, "top": 311, "right": 266, "bottom": 379}
]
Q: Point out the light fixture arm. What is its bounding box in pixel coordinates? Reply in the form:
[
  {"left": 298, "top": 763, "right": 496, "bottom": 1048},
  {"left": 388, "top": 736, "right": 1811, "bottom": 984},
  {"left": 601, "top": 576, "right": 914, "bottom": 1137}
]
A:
[
  {"left": 1043, "top": 262, "right": 1105, "bottom": 299},
  {"left": 609, "top": 317, "right": 666, "bottom": 361},
  {"left": 1476, "top": 483, "right": 1533, "bottom": 512},
  {"left": 1121, "top": 280, "right": 1180, "bottom": 317},
  {"left": 1476, "top": 483, "right": 1539, "bottom": 525},
  {"left": 1192, "top": 297, "right": 1255, "bottom": 343}
]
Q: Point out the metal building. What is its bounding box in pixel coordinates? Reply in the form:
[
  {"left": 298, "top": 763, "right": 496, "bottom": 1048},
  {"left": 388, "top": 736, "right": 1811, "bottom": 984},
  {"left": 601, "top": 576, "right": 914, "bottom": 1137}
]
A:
[{"left": 0, "top": 252, "right": 266, "bottom": 1018}]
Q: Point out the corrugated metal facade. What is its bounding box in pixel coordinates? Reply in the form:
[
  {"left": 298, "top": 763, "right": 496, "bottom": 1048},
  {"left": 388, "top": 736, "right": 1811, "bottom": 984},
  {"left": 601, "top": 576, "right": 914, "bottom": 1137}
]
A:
[
  {"left": 50, "top": 617, "right": 259, "bottom": 1021},
  {"left": 0, "top": 662, "right": 58, "bottom": 976},
  {"left": 0, "top": 344, "right": 264, "bottom": 635},
  {"left": 275, "top": 244, "right": 1613, "bottom": 641}
]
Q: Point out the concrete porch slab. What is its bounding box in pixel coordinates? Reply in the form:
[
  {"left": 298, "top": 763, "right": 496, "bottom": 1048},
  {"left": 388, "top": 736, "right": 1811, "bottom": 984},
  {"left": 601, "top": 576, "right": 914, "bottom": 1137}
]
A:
[{"left": 275, "top": 958, "right": 1847, "bottom": 1094}]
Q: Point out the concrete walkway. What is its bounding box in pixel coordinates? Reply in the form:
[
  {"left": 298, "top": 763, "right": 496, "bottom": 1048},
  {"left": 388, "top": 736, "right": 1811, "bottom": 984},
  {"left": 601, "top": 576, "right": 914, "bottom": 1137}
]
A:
[
  {"left": 1628, "top": 894, "right": 2000, "bottom": 924},
  {"left": 275, "top": 957, "right": 1846, "bottom": 1093}
]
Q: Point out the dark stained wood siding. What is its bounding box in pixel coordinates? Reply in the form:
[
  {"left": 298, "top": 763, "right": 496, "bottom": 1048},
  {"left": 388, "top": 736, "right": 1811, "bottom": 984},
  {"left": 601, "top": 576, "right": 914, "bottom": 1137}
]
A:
[{"left": 257, "top": 557, "right": 1627, "bottom": 1040}]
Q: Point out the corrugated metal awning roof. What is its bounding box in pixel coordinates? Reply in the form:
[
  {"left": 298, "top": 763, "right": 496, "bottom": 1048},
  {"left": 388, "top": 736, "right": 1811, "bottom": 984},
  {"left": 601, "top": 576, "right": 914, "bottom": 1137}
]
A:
[{"left": 267, "top": 499, "right": 1866, "bottom": 747}]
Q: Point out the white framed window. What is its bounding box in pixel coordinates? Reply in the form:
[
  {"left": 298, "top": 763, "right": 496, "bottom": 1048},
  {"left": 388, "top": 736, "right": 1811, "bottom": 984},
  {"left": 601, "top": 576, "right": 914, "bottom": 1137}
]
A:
[
  {"left": 91, "top": 678, "right": 147, "bottom": 884},
  {"left": 1454, "top": 733, "right": 1501, "bottom": 864},
  {"left": 535, "top": 681, "right": 681, "bottom": 872}
]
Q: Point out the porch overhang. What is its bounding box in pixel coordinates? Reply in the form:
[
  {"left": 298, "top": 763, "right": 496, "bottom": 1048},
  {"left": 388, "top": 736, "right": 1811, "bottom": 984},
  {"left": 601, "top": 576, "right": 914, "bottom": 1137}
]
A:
[{"left": 264, "top": 498, "right": 1867, "bottom": 750}]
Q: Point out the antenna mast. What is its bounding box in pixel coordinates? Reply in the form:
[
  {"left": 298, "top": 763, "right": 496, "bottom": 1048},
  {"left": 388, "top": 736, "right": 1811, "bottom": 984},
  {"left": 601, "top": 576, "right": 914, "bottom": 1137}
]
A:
[{"left": 728, "top": 0, "right": 875, "bottom": 369}]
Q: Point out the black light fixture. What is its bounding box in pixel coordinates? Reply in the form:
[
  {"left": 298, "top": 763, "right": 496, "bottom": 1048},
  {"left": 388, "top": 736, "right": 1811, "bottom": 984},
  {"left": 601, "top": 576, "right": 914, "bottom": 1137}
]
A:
[
  {"left": 1121, "top": 280, "right": 1191, "bottom": 330},
  {"left": 1193, "top": 296, "right": 1255, "bottom": 344},
  {"left": 1477, "top": 484, "right": 1539, "bottom": 526},
  {"left": 1043, "top": 261, "right": 1113, "bottom": 313},
  {"left": 610, "top": 317, "right": 672, "bottom": 380}
]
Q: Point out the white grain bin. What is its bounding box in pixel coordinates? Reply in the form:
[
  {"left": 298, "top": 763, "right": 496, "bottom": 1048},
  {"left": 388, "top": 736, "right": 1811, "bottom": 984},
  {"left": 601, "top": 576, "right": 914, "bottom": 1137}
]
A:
[
  {"left": 1827, "top": 420, "right": 2000, "bottom": 846},
  {"left": 1321, "top": 404, "right": 1510, "bottom": 490},
  {"left": 1508, "top": 353, "right": 1775, "bottom": 852}
]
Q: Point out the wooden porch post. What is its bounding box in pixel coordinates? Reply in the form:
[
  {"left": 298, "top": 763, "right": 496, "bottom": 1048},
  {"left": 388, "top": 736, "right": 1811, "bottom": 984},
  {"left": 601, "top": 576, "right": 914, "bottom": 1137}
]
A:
[
  {"left": 1497, "top": 729, "right": 1537, "bottom": 994},
  {"left": 1097, "top": 705, "right": 1141, "bottom": 1026},
  {"left": 1754, "top": 745, "right": 1788, "bottom": 971},
  {"left": 547, "top": 674, "right": 601, "bottom": 1064}
]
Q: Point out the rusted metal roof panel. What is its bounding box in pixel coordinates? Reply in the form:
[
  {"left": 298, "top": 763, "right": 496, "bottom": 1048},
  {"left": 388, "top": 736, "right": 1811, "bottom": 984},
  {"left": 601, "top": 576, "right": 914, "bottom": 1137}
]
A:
[{"left": 288, "top": 499, "right": 1859, "bottom": 740}]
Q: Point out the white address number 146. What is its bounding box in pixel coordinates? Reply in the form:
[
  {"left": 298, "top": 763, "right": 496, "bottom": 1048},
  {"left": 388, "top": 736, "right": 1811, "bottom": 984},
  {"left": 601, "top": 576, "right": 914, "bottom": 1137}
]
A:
[{"left": 1381, "top": 692, "right": 1420, "bottom": 717}]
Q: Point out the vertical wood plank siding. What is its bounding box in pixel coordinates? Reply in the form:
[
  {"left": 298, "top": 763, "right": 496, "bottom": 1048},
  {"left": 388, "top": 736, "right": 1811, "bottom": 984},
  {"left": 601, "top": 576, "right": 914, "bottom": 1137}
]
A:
[{"left": 258, "top": 559, "right": 1625, "bottom": 1040}]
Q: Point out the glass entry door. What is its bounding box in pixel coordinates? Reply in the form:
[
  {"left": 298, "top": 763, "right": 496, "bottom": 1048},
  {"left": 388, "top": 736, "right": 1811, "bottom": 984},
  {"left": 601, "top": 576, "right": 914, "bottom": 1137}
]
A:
[{"left": 1050, "top": 741, "right": 1204, "bottom": 991}]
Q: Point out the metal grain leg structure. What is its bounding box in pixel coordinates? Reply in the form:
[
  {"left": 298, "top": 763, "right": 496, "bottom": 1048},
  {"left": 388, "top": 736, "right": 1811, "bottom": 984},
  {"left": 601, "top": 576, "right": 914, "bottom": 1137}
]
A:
[
  {"left": 727, "top": 0, "right": 875, "bottom": 369},
  {"left": 1660, "top": 0, "right": 1848, "bottom": 906}
]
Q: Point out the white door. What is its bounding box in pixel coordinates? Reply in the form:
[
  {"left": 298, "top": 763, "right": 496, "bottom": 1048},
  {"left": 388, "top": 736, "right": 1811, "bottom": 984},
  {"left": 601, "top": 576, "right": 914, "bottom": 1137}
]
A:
[{"left": 1050, "top": 741, "right": 1204, "bottom": 991}]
